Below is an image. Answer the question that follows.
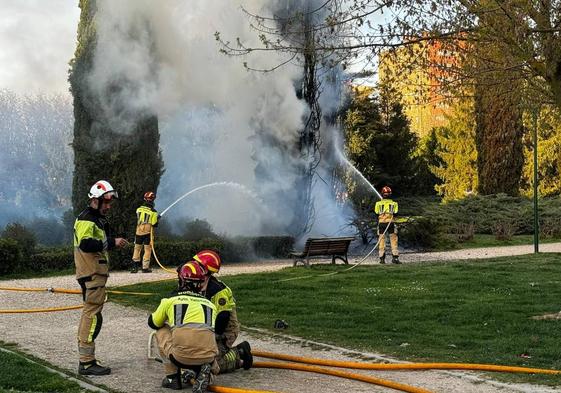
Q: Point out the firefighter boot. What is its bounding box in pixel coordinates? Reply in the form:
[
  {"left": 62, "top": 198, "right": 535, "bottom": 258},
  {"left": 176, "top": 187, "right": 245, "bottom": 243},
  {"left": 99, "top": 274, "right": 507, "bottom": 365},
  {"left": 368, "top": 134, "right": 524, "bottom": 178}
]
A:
[
  {"left": 236, "top": 341, "right": 253, "bottom": 370},
  {"left": 379, "top": 255, "right": 386, "bottom": 264},
  {"left": 192, "top": 363, "right": 212, "bottom": 393},
  {"left": 182, "top": 368, "right": 197, "bottom": 386},
  {"left": 142, "top": 268, "right": 153, "bottom": 273},
  {"left": 78, "top": 360, "right": 111, "bottom": 376},
  {"left": 161, "top": 373, "right": 181, "bottom": 390},
  {"left": 130, "top": 261, "right": 139, "bottom": 273},
  {"left": 392, "top": 255, "right": 401, "bottom": 264}
]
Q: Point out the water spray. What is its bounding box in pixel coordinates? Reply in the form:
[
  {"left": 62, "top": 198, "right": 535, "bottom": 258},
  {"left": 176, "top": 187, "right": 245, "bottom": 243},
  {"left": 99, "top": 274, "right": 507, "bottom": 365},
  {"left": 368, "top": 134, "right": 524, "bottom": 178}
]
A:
[
  {"left": 160, "top": 181, "right": 262, "bottom": 217},
  {"left": 334, "top": 144, "right": 382, "bottom": 200}
]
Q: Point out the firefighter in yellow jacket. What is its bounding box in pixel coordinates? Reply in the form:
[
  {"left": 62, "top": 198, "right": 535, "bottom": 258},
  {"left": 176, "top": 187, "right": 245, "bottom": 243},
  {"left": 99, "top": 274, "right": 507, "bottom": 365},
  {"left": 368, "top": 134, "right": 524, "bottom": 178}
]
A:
[
  {"left": 192, "top": 250, "right": 252, "bottom": 374},
  {"left": 149, "top": 262, "right": 218, "bottom": 392},
  {"left": 74, "top": 180, "right": 128, "bottom": 375},
  {"left": 131, "top": 191, "right": 158, "bottom": 273},
  {"left": 374, "top": 186, "right": 400, "bottom": 264}
]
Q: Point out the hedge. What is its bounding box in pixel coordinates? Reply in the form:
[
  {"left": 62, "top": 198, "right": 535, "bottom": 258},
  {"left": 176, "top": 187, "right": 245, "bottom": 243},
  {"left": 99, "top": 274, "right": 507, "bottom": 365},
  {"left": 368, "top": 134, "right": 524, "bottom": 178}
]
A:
[{"left": 0, "top": 236, "right": 294, "bottom": 276}]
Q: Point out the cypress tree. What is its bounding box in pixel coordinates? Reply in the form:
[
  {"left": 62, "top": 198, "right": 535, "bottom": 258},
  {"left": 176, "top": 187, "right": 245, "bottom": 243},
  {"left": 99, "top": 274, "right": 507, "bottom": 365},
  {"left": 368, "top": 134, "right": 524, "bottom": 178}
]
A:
[
  {"left": 69, "top": 0, "right": 163, "bottom": 236},
  {"left": 474, "top": 84, "right": 524, "bottom": 196}
]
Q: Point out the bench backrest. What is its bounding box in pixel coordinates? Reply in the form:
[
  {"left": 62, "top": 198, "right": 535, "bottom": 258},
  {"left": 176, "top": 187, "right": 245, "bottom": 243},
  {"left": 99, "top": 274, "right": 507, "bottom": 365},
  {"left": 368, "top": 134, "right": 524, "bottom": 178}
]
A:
[{"left": 302, "top": 237, "right": 354, "bottom": 256}]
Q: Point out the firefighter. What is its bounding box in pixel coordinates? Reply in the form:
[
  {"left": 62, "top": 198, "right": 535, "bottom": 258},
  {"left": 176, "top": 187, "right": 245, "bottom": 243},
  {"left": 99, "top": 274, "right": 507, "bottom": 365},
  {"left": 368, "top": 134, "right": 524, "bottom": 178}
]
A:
[
  {"left": 192, "top": 250, "right": 253, "bottom": 374},
  {"left": 149, "top": 262, "right": 218, "bottom": 392},
  {"left": 131, "top": 191, "right": 159, "bottom": 273},
  {"left": 374, "top": 186, "right": 400, "bottom": 264},
  {"left": 74, "top": 180, "right": 128, "bottom": 375}
]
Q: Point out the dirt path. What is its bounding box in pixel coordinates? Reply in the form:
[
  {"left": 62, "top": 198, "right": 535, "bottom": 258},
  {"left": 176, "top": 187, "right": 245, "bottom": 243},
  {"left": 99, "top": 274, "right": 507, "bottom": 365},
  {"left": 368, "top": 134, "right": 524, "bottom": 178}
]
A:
[{"left": 1, "top": 244, "right": 560, "bottom": 393}]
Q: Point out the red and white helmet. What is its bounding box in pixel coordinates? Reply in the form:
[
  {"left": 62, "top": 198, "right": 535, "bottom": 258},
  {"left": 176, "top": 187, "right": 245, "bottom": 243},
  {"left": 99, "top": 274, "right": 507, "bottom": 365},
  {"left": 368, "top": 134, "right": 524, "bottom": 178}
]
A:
[
  {"left": 178, "top": 261, "right": 207, "bottom": 292},
  {"left": 381, "top": 186, "right": 392, "bottom": 197},
  {"left": 144, "top": 191, "right": 156, "bottom": 202},
  {"left": 193, "top": 250, "right": 221, "bottom": 274},
  {"left": 88, "top": 180, "right": 118, "bottom": 200}
]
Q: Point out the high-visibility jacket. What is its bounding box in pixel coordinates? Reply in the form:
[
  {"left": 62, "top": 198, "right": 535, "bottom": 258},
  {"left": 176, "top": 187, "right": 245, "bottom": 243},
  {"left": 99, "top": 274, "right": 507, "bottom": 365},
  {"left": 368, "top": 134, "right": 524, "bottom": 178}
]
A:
[
  {"left": 149, "top": 291, "right": 218, "bottom": 361},
  {"left": 374, "top": 198, "right": 399, "bottom": 223},
  {"left": 205, "top": 277, "right": 239, "bottom": 346},
  {"left": 135, "top": 203, "right": 158, "bottom": 236},
  {"left": 74, "top": 207, "right": 114, "bottom": 279},
  {"left": 150, "top": 291, "right": 216, "bottom": 329}
]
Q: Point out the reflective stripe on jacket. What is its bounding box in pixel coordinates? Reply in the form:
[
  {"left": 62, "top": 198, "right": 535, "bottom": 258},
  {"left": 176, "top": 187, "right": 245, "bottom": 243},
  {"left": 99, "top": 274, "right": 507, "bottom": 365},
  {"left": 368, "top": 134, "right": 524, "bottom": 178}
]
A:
[
  {"left": 74, "top": 207, "right": 111, "bottom": 279},
  {"left": 374, "top": 198, "right": 399, "bottom": 223},
  {"left": 136, "top": 204, "right": 158, "bottom": 236},
  {"left": 151, "top": 292, "right": 216, "bottom": 330}
]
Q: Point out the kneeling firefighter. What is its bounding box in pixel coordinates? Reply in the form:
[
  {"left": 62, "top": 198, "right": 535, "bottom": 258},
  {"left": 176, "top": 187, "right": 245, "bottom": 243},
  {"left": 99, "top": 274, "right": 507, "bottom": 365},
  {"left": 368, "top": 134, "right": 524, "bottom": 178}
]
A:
[
  {"left": 192, "top": 250, "right": 253, "bottom": 374},
  {"left": 149, "top": 262, "right": 218, "bottom": 392},
  {"left": 74, "top": 180, "right": 128, "bottom": 375}
]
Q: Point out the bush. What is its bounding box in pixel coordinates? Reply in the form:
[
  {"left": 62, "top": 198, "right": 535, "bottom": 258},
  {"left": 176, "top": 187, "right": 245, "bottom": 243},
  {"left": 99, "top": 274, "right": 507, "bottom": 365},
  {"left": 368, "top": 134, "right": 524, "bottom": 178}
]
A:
[
  {"left": 181, "top": 219, "right": 219, "bottom": 241},
  {"left": 31, "top": 248, "right": 73, "bottom": 271},
  {"left": 1, "top": 222, "right": 37, "bottom": 256},
  {"left": 0, "top": 239, "right": 23, "bottom": 276},
  {"left": 29, "top": 218, "right": 67, "bottom": 246},
  {"left": 399, "top": 217, "right": 442, "bottom": 250}
]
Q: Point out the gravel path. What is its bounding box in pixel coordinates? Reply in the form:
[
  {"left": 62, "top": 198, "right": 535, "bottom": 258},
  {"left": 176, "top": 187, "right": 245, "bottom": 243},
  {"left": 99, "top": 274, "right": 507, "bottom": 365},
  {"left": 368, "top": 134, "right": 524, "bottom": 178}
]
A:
[{"left": 1, "top": 244, "right": 560, "bottom": 393}]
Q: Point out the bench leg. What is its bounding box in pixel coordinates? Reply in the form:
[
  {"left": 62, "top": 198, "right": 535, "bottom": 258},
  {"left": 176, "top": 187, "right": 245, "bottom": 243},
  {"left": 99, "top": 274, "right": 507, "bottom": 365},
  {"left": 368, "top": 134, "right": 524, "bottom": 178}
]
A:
[{"left": 332, "top": 255, "right": 349, "bottom": 265}]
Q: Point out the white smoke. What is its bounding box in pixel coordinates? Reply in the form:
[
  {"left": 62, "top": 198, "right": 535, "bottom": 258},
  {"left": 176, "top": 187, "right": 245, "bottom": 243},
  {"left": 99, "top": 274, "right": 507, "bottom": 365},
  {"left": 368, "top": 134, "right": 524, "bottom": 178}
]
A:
[
  {"left": 0, "top": 0, "right": 79, "bottom": 95},
  {"left": 88, "top": 0, "right": 354, "bottom": 238},
  {"left": 0, "top": 90, "right": 73, "bottom": 226}
]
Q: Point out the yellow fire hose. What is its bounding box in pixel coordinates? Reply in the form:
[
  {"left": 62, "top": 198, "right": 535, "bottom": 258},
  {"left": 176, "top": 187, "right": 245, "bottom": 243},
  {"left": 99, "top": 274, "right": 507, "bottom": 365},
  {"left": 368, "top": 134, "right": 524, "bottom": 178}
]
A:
[
  {"left": 253, "top": 350, "right": 561, "bottom": 375},
  {"left": 150, "top": 227, "right": 178, "bottom": 274},
  {"left": 254, "top": 361, "right": 433, "bottom": 393}
]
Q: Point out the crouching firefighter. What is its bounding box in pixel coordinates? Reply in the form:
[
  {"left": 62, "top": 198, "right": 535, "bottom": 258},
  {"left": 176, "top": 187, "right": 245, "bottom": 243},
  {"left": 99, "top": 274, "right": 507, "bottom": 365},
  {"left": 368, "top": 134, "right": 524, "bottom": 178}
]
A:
[
  {"left": 74, "top": 180, "right": 128, "bottom": 375},
  {"left": 149, "top": 262, "right": 218, "bottom": 392},
  {"left": 192, "top": 250, "right": 253, "bottom": 374}
]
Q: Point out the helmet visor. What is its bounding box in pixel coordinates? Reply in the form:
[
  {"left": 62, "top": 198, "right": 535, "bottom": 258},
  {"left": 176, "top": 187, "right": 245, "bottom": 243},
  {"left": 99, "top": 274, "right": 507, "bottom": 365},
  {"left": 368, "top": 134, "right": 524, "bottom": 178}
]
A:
[{"left": 102, "top": 190, "right": 119, "bottom": 200}]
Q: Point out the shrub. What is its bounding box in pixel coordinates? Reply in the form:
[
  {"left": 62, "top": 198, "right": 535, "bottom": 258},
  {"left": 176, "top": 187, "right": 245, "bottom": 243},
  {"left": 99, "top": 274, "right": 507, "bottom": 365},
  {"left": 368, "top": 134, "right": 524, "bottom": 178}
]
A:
[
  {"left": 399, "top": 217, "right": 442, "bottom": 250},
  {"left": 1, "top": 222, "right": 37, "bottom": 256},
  {"left": 451, "top": 222, "right": 475, "bottom": 242},
  {"left": 181, "top": 219, "right": 219, "bottom": 241},
  {"left": 491, "top": 219, "right": 519, "bottom": 241},
  {"left": 0, "top": 239, "right": 23, "bottom": 276},
  {"left": 31, "top": 248, "right": 73, "bottom": 271}
]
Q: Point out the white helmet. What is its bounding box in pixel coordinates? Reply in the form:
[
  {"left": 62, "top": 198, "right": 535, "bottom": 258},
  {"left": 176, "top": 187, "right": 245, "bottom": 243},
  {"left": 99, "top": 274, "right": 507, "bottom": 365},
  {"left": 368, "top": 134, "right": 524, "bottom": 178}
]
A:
[{"left": 88, "top": 180, "right": 119, "bottom": 200}]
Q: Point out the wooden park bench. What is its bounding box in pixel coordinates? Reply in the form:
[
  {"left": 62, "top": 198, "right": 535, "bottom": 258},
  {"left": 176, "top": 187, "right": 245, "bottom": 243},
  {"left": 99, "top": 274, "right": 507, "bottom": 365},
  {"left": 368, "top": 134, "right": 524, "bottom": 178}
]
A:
[{"left": 291, "top": 237, "right": 355, "bottom": 267}]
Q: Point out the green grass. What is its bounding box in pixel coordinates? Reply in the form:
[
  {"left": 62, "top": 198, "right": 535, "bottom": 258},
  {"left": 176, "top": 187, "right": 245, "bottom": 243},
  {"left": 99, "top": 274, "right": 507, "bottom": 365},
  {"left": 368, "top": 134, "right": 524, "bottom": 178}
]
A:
[
  {"left": 434, "top": 234, "right": 561, "bottom": 251},
  {"left": 0, "top": 343, "right": 99, "bottom": 393},
  {"left": 111, "top": 254, "right": 561, "bottom": 386}
]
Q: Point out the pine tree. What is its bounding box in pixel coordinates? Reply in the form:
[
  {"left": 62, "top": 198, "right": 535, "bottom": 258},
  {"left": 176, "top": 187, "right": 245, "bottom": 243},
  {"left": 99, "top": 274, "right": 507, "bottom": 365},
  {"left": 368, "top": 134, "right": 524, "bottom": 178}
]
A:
[{"left": 69, "top": 0, "right": 163, "bottom": 236}]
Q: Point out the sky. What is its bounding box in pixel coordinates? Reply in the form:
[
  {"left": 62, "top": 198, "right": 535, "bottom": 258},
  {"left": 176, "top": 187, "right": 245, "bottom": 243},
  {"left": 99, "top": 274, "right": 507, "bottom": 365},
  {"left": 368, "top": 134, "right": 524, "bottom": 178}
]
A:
[{"left": 0, "top": 0, "right": 79, "bottom": 95}]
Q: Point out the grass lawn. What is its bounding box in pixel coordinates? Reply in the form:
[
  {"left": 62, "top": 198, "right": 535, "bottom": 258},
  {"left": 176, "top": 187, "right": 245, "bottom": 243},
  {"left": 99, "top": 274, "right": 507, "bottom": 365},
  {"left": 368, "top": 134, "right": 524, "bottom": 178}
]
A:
[
  {"left": 0, "top": 267, "right": 74, "bottom": 281},
  {"left": 111, "top": 253, "right": 561, "bottom": 386},
  {"left": 0, "top": 343, "right": 100, "bottom": 393}
]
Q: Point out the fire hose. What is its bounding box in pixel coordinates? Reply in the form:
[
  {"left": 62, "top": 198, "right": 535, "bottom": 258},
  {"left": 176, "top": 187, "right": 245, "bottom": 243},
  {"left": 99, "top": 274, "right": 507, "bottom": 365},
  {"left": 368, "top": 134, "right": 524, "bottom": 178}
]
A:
[
  {"left": 0, "top": 286, "right": 155, "bottom": 314},
  {"left": 253, "top": 361, "right": 432, "bottom": 393},
  {"left": 252, "top": 350, "right": 561, "bottom": 375}
]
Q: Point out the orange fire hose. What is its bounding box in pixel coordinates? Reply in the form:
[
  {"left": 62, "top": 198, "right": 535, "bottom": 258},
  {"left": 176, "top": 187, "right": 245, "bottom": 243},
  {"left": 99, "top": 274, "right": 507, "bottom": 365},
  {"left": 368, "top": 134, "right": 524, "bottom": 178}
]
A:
[
  {"left": 0, "top": 286, "right": 154, "bottom": 313},
  {"left": 0, "top": 304, "right": 84, "bottom": 313},
  {"left": 254, "top": 361, "right": 433, "bottom": 393},
  {"left": 209, "top": 386, "right": 279, "bottom": 393},
  {"left": 253, "top": 350, "right": 561, "bottom": 375}
]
